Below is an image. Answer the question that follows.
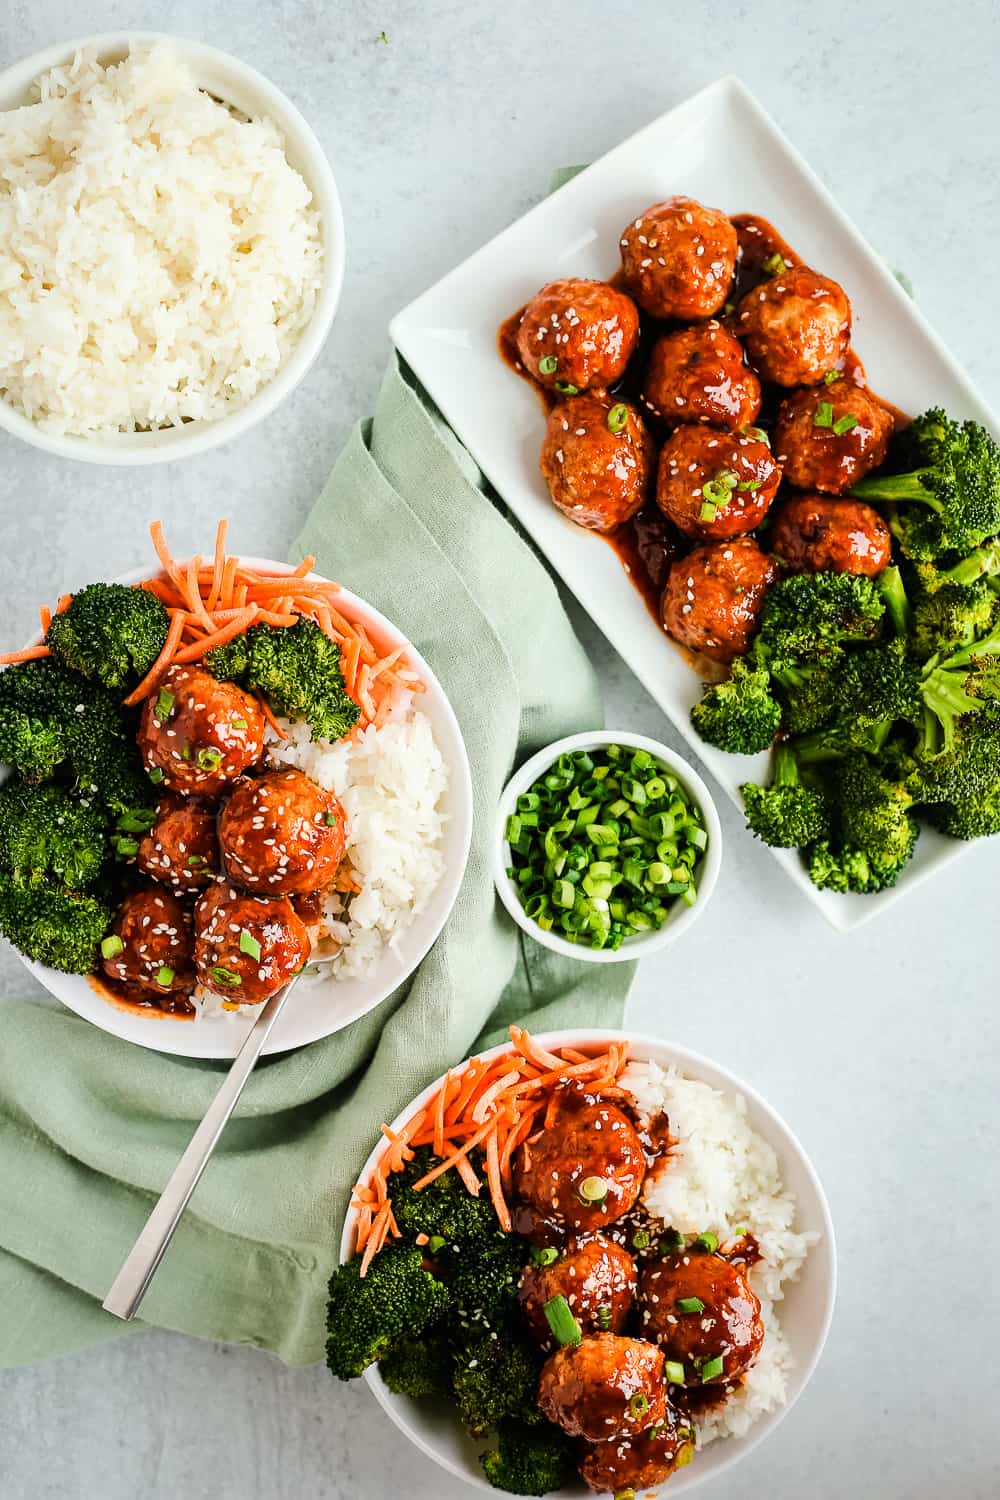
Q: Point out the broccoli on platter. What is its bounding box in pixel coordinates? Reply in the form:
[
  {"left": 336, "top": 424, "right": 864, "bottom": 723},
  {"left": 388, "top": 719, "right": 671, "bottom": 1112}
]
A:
[
  {"left": 480, "top": 1420, "right": 575, "bottom": 1497},
  {"left": 45, "top": 583, "right": 169, "bottom": 691},
  {"left": 792, "top": 641, "right": 920, "bottom": 765},
  {"left": 909, "top": 579, "right": 999, "bottom": 661},
  {"left": 851, "top": 408, "right": 1000, "bottom": 560},
  {"left": 756, "top": 571, "right": 885, "bottom": 662},
  {"left": 206, "top": 617, "right": 360, "bottom": 743},
  {"left": 740, "top": 745, "right": 830, "bottom": 848},
  {"left": 689, "top": 658, "right": 781, "bottom": 754}
]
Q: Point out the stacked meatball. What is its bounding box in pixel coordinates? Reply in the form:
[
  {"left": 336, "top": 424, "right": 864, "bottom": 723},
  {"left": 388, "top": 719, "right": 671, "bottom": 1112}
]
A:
[
  {"left": 100, "top": 663, "right": 349, "bottom": 1009},
  {"left": 511, "top": 1087, "right": 764, "bottom": 1493},
  {"left": 514, "top": 195, "right": 895, "bottom": 663}
]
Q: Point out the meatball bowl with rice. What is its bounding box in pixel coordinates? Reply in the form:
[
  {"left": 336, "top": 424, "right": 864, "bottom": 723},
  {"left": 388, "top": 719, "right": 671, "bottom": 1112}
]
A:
[{"left": 0, "top": 521, "right": 472, "bottom": 1057}]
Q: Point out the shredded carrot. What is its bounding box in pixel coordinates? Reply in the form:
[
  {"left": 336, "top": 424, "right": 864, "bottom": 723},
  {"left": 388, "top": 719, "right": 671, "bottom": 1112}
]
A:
[
  {"left": 260, "top": 699, "right": 288, "bottom": 740},
  {"left": 55, "top": 593, "right": 73, "bottom": 615},
  {"left": 38, "top": 605, "right": 51, "bottom": 633},
  {"left": 0, "top": 644, "right": 51, "bottom": 665},
  {"left": 122, "top": 610, "right": 186, "bottom": 706},
  {"left": 206, "top": 519, "right": 229, "bottom": 613},
  {"left": 171, "top": 606, "right": 258, "bottom": 664},
  {"left": 350, "top": 1028, "right": 630, "bottom": 1272}
]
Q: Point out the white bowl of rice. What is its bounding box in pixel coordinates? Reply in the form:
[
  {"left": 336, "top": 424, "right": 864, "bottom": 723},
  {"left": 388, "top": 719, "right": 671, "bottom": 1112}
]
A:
[
  {"left": 0, "top": 35, "right": 344, "bottom": 462},
  {"left": 20, "top": 558, "right": 473, "bottom": 1059},
  {"left": 343, "top": 1029, "right": 836, "bottom": 1497}
]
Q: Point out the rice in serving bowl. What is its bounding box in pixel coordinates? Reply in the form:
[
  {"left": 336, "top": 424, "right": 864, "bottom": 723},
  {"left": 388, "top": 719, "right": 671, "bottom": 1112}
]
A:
[
  {"left": 265, "top": 697, "right": 450, "bottom": 983},
  {"left": 0, "top": 42, "right": 324, "bottom": 434},
  {"left": 622, "top": 1059, "right": 820, "bottom": 1447}
]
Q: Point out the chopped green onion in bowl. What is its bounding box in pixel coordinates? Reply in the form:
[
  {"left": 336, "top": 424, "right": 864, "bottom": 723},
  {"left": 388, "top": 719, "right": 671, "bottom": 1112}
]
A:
[{"left": 495, "top": 732, "right": 721, "bottom": 963}]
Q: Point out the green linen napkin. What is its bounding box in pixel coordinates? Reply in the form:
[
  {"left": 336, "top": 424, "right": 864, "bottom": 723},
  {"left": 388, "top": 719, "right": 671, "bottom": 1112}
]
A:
[{"left": 0, "top": 354, "right": 635, "bottom": 1368}]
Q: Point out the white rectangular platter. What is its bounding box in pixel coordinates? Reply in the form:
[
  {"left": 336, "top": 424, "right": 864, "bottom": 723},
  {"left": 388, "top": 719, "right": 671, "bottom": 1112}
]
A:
[{"left": 390, "top": 76, "right": 1000, "bottom": 931}]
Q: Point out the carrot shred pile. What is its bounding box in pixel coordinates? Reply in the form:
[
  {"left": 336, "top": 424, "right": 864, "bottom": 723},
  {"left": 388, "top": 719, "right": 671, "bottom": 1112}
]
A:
[
  {"left": 0, "top": 519, "right": 425, "bottom": 732},
  {"left": 350, "top": 1026, "right": 629, "bottom": 1275}
]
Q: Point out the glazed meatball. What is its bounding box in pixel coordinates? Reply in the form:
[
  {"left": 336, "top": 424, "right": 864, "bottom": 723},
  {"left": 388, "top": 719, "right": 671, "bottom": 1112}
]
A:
[
  {"left": 513, "top": 1090, "right": 646, "bottom": 1233},
  {"left": 519, "top": 1236, "right": 638, "bottom": 1346},
  {"left": 620, "top": 197, "right": 737, "bottom": 320},
  {"left": 540, "top": 394, "right": 655, "bottom": 533},
  {"left": 736, "top": 265, "right": 851, "bottom": 386},
  {"left": 137, "top": 793, "right": 219, "bottom": 892},
  {"left": 774, "top": 382, "right": 893, "bottom": 496},
  {"left": 662, "top": 537, "right": 777, "bottom": 662},
  {"left": 641, "top": 322, "right": 761, "bottom": 431},
  {"left": 580, "top": 1404, "right": 694, "bottom": 1495},
  {"left": 769, "top": 494, "right": 891, "bottom": 576},
  {"left": 193, "top": 883, "right": 310, "bottom": 1005},
  {"left": 101, "top": 885, "right": 195, "bottom": 995},
  {"left": 539, "top": 1334, "right": 667, "bottom": 1442},
  {"left": 516, "top": 278, "right": 640, "bottom": 393},
  {"left": 138, "top": 665, "right": 265, "bottom": 797},
  {"left": 656, "top": 426, "right": 781, "bottom": 541},
  {"left": 219, "top": 768, "right": 348, "bottom": 896},
  {"left": 638, "top": 1251, "right": 764, "bottom": 1385}
]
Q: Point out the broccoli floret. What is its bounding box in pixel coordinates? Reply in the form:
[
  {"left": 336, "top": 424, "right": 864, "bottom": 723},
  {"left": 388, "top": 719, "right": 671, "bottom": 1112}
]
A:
[
  {"left": 206, "top": 618, "right": 361, "bottom": 743},
  {"left": 451, "top": 1327, "right": 542, "bottom": 1438},
  {"left": 758, "top": 572, "right": 885, "bottom": 662},
  {"left": 905, "top": 711, "right": 1000, "bottom": 805},
  {"left": 45, "top": 583, "right": 169, "bottom": 691},
  {"left": 69, "top": 720, "right": 157, "bottom": 832},
  {"left": 0, "top": 658, "right": 89, "bottom": 782},
  {"left": 480, "top": 1420, "right": 575, "bottom": 1497},
  {"left": 918, "top": 623, "right": 1000, "bottom": 753},
  {"left": 449, "top": 1235, "right": 528, "bottom": 1328},
  {"left": 0, "top": 780, "right": 107, "bottom": 889},
  {"left": 769, "top": 657, "right": 840, "bottom": 736},
  {"left": 925, "top": 783, "right": 1000, "bottom": 840},
  {"left": 793, "top": 642, "right": 919, "bottom": 766},
  {"left": 0, "top": 879, "right": 113, "bottom": 972},
  {"left": 913, "top": 537, "right": 1000, "bottom": 591},
  {"left": 740, "top": 745, "right": 830, "bottom": 848},
  {"left": 689, "top": 658, "right": 781, "bottom": 754},
  {"left": 325, "top": 1245, "right": 451, "bottom": 1381},
  {"left": 851, "top": 408, "right": 1000, "bottom": 560},
  {"left": 808, "top": 754, "right": 920, "bottom": 893},
  {"left": 378, "top": 1331, "right": 453, "bottom": 1399},
  {"left": 910, "top": 580, "right": 999, "bottom": 661},
  {"left": 390, "top": 1147, "right": 504, "bottom": 1251}
]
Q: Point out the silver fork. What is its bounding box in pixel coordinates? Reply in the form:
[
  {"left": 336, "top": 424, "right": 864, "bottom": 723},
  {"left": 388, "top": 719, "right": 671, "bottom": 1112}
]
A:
[{"left": 102, "top": 958, "right": 329, "bottom": 1321}]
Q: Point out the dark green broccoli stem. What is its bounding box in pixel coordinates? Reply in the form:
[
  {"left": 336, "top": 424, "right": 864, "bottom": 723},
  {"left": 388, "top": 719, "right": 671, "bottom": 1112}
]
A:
[
  {"left": 918, "top": 625, "right": 1000, "bottom": 752},
  {"left": 851, "top": 469, "right": 946, "bottom": 510},
  {"left": 877, "top": 565, "right": 911, "bottom": 637},
  {"left": 943, "top": 538, "right": 1000, "bottom": 588},
  {"left": 794, "top": 717, "right": 892, "bottom": 766}
]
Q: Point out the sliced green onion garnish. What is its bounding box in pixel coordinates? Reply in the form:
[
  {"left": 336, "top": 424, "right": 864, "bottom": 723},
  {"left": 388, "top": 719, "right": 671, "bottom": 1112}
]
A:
[
  {"left": 661, "top": 1229, "right": 685, "bottom": 1252},
  {"left": 147, "top": 767, "right": 165, "bottom": 784},
  {"left": 694, "top": 1231, "right": 719, "bottom": 1252},
  {"left": 665, "top": 1361, "right": 686, "bottom": 1385},
  {"left": 813, "top": 401, "right": 834, "bottom": 429},
  {"left": 209, "top": 966, "right": 242, "bottom": 988},
  {"left": 677, "top": 1296, "right": 706, "bottom": 1314},
  {"left": 596, "top": 1304, "right": 613, "bottom": 1331},
  {"left": 628, "top": 1393, "right": 650, "bottom": 1418},
  {"left": 531, "top": 1245, "right": 559, "bottom": 1268},
  {"left": 833, "top": 413, "right": 858, "bottom": 435},
  {"left": 699, "top": 501, "right": 718, "bottom": 522},
  {"left": 239, "top": 930, "right": 262, "bottom": 961},
  {"left": 538, "top": 354, "right": 558, "bottom": 375},
  {"left": 197, "top": 747, "right": 223, "bottom": 770},
  {"left": 232, "top": 718, "right": 248, "bottom": 730},
  {"left": 428, "top": 1235, "right": 446, "bottom": 1254},
  {"left": 613, "top": 1490, "right": 636, "bottom": 1500},
  {"left": 101, "top": 935, "right": 123, "bottom": 959},
  {"left": 155, "top": 966, "right": 174, "bottom": 988},
  {"left": 554, "top": 380, "right": 578, "bottom": 395},
  {"left": 577, "top": 1175, "right": 609, "bottom": 1204},
  {"left": 154, "top": 688, "right": 175, "bottom": 723},
  {"left": 323, "top": 811, "right": 337, "bottom": 827},
  {"left": 823, "top": 368, "right": 841, "bottom": 385},
  {"left": 114, "top": 837, "right": 138, "bottom": 857},
  {"left": 543, "top": 1294, "right": 582, "bottom": 1346},
  {"left": 186, "top": 854, "right": 203, "bottom": 867},
  {"left": 700, "top": 1355, "right": 725, "bottom": 1382},
  {"left": 117, "top": 808, "right": 156, "bottom": 833},
  {"left": 631, "top": 1230, "right": 650, "bottom": 1250},
  {"left": 607, "top": 403, "right": 629, "bottom": 433},
  {"left": 762, "top": 251, "right": 787, "bottom": 274}
]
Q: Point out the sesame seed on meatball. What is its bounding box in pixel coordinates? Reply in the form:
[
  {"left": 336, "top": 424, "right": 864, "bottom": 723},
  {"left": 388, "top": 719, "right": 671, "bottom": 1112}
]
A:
[
  {"left": 540, "top": 394, "right": 655, "bottom": 533},
  {"left": 516, "top": 278, "right": 640, "bottom": 393},
  {"left": 641, "top": 322, "right": 761, "bottom": 432},
  {"left": 620, "top": 197, "right": 737, "bottom": 320},
  {"left": 737, "top": 265, "right": 851, "bottom": 387}
]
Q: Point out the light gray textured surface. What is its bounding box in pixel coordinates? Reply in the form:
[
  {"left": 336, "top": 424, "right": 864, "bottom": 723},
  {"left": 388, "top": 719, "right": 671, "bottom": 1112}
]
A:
[{"left": 1, "top": 1, "right": 998, "bottom": 1497}]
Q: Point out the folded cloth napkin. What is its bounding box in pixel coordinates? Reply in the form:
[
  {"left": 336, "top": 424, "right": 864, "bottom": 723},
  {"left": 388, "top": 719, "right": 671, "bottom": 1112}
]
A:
[{"left": 0, "top": 354, "right": 635, "bottom": 1367}]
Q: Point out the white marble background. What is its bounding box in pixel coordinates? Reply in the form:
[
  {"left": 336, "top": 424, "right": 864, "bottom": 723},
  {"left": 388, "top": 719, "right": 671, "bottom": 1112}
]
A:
[{"left": 1, "top": 1, "right": 998, "bottom": 1496}]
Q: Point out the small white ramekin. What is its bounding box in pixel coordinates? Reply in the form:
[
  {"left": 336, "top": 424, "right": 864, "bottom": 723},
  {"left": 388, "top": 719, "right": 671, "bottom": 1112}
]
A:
[
  {"left": 494, "top": 729, "right": 722, "bottom": 963},
  {"left": 0, "top": 33, "right": 345, "bottom": 465}
]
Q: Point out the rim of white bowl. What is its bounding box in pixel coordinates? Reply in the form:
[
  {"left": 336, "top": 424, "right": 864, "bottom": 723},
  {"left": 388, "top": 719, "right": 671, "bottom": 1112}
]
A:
[
  {"left": 494, "top": 731, "right": 723, "bottom": 964},
  {"left": 0, "top": 32, "right": 345, "bottom": 466},
  {"left": 9, "top": 556, "right": 474, "bottom": 1059},
  {"left": 340, "top": 1027, "right": 838, "bottom": 1499}
]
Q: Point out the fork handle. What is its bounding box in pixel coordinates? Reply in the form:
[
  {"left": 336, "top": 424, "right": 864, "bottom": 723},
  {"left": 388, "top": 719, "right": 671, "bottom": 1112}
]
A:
[{"left": 102, "top": 974, "right": 299, "bottom": 1322}]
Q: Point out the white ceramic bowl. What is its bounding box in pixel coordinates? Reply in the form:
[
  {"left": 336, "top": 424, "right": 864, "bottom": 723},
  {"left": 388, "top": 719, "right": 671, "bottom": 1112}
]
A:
[
  {"left": 0, "top": 33, "right": 345, "bottom": 465},
  {"left": 8, "top": 558, "right": 472, "bottom": 1059},
  {"left": 494, "top": 731, "right": 722, "bottom": 964},
  {"left": 340, "top": 1028, "right": 837, "bottom": 1498}
]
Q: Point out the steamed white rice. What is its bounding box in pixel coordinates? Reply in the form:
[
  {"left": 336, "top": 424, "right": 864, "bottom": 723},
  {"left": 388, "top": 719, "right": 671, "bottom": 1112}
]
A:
[
  {"left": 622, "top": 1059, "right": 819, "bottom": 1446},
  {"left": 267, "top": 696, "right": 449, "bottom": 982},
  {"left": 0, "top": 43, "right": 324, "bottom": 434}
]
